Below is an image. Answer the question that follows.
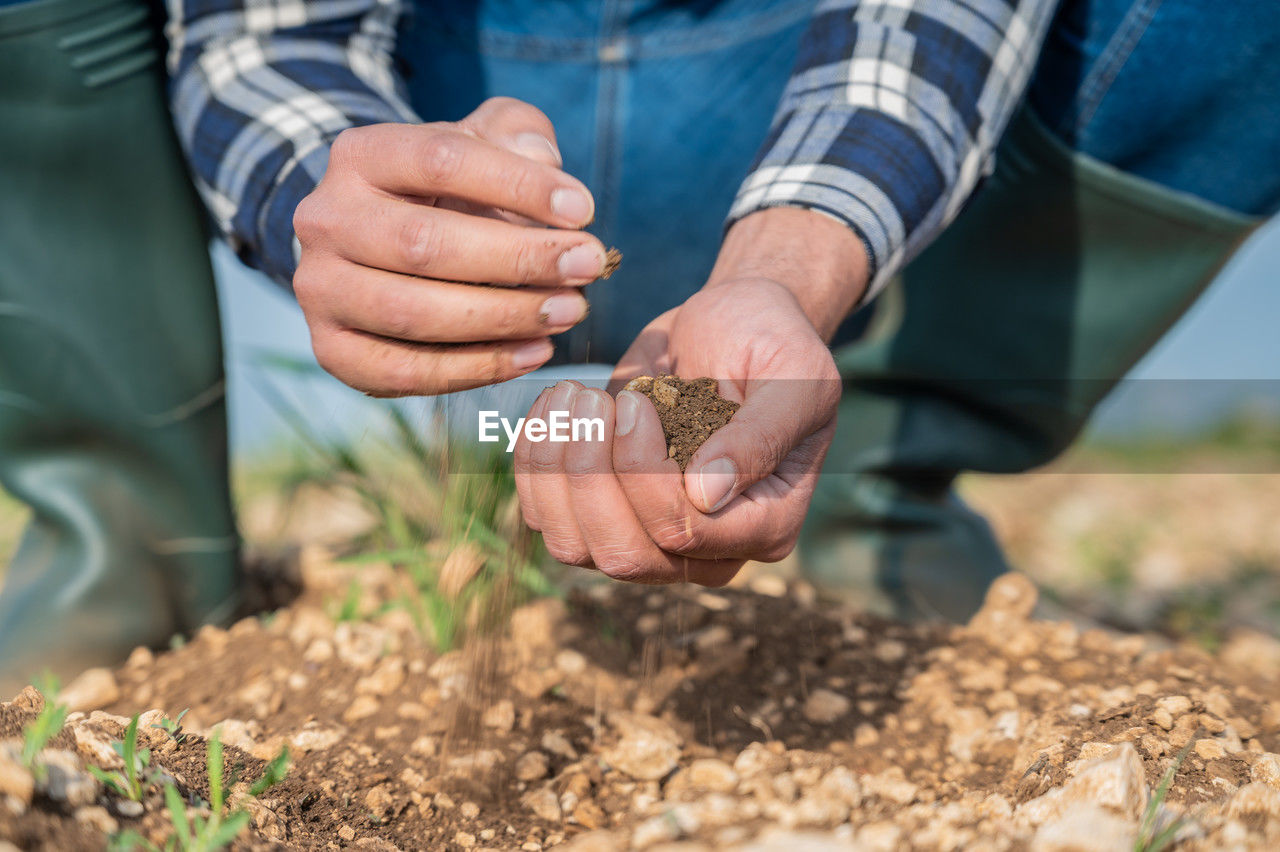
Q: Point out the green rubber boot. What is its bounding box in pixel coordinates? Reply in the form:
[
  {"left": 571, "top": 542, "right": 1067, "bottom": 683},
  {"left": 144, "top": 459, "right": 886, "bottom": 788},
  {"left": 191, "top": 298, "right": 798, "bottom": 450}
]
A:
[
  {"left": 0, "top": 0, "right": 239, "bottom": 693},
  {"left": 801, "top": 110, "right": 1259, "bottom": 622}
]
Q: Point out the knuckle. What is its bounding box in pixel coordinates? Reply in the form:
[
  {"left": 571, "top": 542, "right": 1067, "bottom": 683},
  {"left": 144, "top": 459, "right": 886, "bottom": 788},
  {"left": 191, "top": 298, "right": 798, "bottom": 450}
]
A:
[
  {"left": 397, "top": 218, "right": 443, "bottom": 271},
  {"left": 595, "top": 549, "right": 649, "bottom": 582},
  {"left": 292, "top": 193, "right": 328, "bottom": 244},
  {"left": 651, "top": 516, "right": 701, "bottom": 554},
  {"left": 507, "top": 238, "right": 546, "bottom": 285},
  {"left": 507, "top": 165, "right": 546, "bottom": 209},
  {"left": 419, "top": 132, "right": 464, "bottom": 187},
  {"left": 328, "top": 127, "right": 365, "bottom": 165},
  {"left": 545, "top": 536, "right": 590, "bottom": 567}
]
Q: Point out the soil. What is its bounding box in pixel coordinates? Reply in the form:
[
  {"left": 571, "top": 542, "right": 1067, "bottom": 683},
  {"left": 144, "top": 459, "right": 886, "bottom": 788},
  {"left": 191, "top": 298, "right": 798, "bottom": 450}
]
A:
[
  {"left": 3, "top": 563, "right": 1280, "bottom": 851},
  {"left": 624, "top": 376, "right": 740, "bottom": 470},
  {"left": 600, "top": 249, "right": 622, "bottom": 280}
]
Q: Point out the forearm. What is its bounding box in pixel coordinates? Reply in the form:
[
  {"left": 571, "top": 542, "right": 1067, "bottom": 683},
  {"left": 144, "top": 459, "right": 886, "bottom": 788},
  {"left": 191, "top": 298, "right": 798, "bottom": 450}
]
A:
[
  {"left": 707, "top": 208, "right": 869, "bottom": 342},
  {"left": 730, "top": 0, "right": 1060, "bottom": 305},
  {"left": 166, "top": 0, "right": 419, "bottom": 284}
]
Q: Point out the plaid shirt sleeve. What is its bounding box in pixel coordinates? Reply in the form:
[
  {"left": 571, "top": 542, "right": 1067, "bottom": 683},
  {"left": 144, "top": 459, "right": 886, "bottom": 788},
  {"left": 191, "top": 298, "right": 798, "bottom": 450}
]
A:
[
  {"left": 165, "top": 0, "right": 421, "bottom": 284},
  {"left": 729, "top": 0, "right": 1060, "bottom": 303}
]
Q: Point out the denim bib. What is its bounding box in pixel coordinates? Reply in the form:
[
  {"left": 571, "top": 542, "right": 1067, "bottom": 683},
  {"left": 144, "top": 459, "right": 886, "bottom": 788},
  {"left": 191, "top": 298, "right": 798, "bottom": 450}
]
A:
[{"left": 396, "top": 0, "right": 817, "bottom": 363}]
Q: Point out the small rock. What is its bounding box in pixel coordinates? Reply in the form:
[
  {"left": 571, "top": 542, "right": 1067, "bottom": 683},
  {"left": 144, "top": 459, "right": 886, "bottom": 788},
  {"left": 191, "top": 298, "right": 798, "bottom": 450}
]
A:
[
  {"left": 523, "top": 786, "right": 562, "bottom": 822},
  {"left": 460, "top": 801, "right": 480, "bottom": 819},
  {"left": 516, "top": 752, "right": 550, "bottom": 782},
  {"left": 365, "top": 784, "right": 397, "bottom": 819},
  {"left": 632, "top": 814, "right": 684, "bottom": 848},
  {"left": 440, "top": 542, "right": 485, "bottom": 601},
  {"left": 802, "top": 689, "right": 850, "bottom": 724},
  {"left": 555, "top": 650, "right": 587, "bottom": 675},
  {"left": 1021, "top": 744, "right": 1147, "bottom": 824},
  {"left": 541, "top": 731, "right": 578, "bottom": 761},
  {"left": 571, "top": 800, "right": 606, "bottom": 830},
  {"left": 410, "top": 735, "right": 438, "bottom": 757},
  {"left": 115, "top": 799, "right": 144, "bottom": 818},
  {"left": 684, "top": 759, "right": 738, "bottom": 793},
  {"left": 356, "top": 658, "right": 406, "bottom": 697},
  {"left": 605, "top": 733, "right": 680, "bottom": 781},
  {"left": 1033, "top": 801, "right": 1135, "bottom": 852},
  {"left": 344, "top": 694, "right": 381, "bottom": 723},
  {"left": 60, "top": 668, "right": 119, "bottom": 712},
  {"left": 855, "top": 821, "right": 903, "bottom": 852},
  {"left": 291, "top": 724, "right": 345, "bottom": 752},
  {"left": 1227, "top": 782, "right": 1280, "bottom": 819},
  {"left": 454, "top": 831, "right": 476, "bottom": 848},
  {"left": 39, "top": 750, "right": 96, "bottom": 806},
  {"left": 733, "top": 743, "right": 787, "bottom": 779},
  {"left": 861, "top": 772, "right": 917, "bottom": 805},
  {"left": 482, "top": 700, "right": 516, "bottom": 732},
  {"left": 339, "top": 825, "right": 357, "bottom": 841},
  {"left": 74, "top": 804, "right": 118, "bottom": 834},
  {"left": 1250, "top": 753, "right": 1280, "bottom": 788},
  {"left": 1195, "top": 739, "right": 1227, "bottom": 761},
  {"left": 0, "top": 748, "right": 34, "bottom": 804},
  {"left": 1156, "top": 696, "right": 1193, "bottom": 717}
]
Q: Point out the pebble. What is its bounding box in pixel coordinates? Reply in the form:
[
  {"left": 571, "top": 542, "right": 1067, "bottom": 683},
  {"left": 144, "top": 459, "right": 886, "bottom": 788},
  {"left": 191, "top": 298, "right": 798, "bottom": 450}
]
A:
[
  {"left": 339, "top": 825, "right": 357, "bottom": 841},
  {"left": 801, "top": 689, "right": 850, "bottom": 724},
  {"left": 0, "top": 747, "right": 34, "bottom": 804},
  {"left": 115, "top": 799, "right": 144, "bottom": 818},
  {"left": 1250, "top": 753, "right": 1280, "bottom": 788},
  {"left": 74, "top": 805, "right": 118, "bottom": 834},
  {"left": 291, "top": 724, "right": 345, "bottom": 752},
  {"left": 1227, "top": 782, "right": 1280, "bottom": 819},
  {"left": 60, "top": 668, "right": 119, "bottom": 712},
  {"left": 344, "top": 694, "right": 381, "bottom": 723},
  {"left": 482, "top": 700, "right": 516, "bottom": 732},
  {"left": 684, "top": 759, "right": 738, "bottom": 793},
  {"left": 541, "top": 731, "right": 578, "bottom": 761},
  {"left": 1032, "top": 801, "right": 1135, "bottom": 852},
  {"left": 606, "top": 732, "right": 680, "bottom": 781},
  {"left": 523, "top": 787, "right": 563, "bottom": 822},
  {"left": 39, "top": 750, "right": 96, "bottom": 806},
  {"left": 516, "top": 751, "right": 551, "bottom": 782},
  {"left": 356, "top": 658, "right": 406, "bottom": 696},
  {"left": 555, "top": 650, "right": 587, "bottom": 675},
  {"left": 1195, "top": 738, "right": 1227, "bottom": 761},
  {"left": 461, "top": 801, "right": 481, "bottom": 819}
]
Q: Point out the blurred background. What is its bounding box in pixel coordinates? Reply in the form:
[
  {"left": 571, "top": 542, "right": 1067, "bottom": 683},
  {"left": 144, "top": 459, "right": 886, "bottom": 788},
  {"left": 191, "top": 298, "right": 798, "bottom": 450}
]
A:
[{"left": 2, "top": 218, "right": 1278, "bottom": 646}]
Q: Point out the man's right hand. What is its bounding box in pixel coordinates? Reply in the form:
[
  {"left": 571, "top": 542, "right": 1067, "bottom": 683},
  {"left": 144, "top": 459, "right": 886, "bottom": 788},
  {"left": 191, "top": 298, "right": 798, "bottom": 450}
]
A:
[{"left": 292, "top": 98, "right": 604, "bottom": 396}]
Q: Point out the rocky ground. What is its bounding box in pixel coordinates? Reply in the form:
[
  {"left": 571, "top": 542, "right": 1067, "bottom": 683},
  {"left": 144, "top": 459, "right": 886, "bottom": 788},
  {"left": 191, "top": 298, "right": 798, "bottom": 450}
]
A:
[{"left": 3, "top": 543, "right": 1280, "bottom": 851}]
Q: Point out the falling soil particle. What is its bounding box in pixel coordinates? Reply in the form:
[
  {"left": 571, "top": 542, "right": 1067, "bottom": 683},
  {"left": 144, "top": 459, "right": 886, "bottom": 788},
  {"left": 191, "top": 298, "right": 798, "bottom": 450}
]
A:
[
  {"left": 600, "top": 248, "right": 622, "bottom": 279},
  {"left": 624, "top": 375, "right": 740, "bottom": 470}
]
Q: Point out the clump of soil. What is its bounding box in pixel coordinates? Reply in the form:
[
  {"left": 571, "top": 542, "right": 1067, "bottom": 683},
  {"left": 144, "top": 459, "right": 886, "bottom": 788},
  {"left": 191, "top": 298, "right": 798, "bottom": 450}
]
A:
[
  {"left": 624, "top": 375, "right": 740, "bottom": 470},
  {"left": 600, "top": 248, "right": 622, "bottom": 280}
]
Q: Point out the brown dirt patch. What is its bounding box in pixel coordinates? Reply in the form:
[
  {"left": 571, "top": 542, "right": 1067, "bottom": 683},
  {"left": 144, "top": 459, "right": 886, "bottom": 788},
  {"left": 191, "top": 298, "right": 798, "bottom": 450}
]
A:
[{"left": 625, "top": 376, "right": 740, "bottom": 470}]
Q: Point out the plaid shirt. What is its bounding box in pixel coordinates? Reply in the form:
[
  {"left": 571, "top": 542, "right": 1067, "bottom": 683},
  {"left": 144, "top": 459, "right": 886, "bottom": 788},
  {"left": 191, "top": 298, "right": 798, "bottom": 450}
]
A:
[{"left": 168, "top": 0, "right": 1058, "bottom": 301}]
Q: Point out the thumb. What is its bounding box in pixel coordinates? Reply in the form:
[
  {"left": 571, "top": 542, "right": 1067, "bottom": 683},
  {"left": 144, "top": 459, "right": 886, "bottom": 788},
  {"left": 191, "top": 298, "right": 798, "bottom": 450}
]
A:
[
  {"left": 683, "top": 378, "right": 838, "bottom": 514},
  {"left": 462, "top": 97, "right": 563, "bottom": 167}
]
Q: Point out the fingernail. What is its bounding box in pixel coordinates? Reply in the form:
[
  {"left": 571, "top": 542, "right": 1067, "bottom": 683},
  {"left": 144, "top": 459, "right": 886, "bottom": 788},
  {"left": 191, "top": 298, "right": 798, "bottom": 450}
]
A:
[
  {"left": 512, "top": 339, "right": 553, "bottom": 372},
  {"left": 572, "top": 388, "right": 603, "bottom": 421},
  {"left": 512, "top": 132, "right": 561, "bottom": 166},
  {"left": 551, "top": 187, "right": 593, "bottom": 225},
  {"left": 615, "top": 390, "right": 639, "bottom": 436},
  {"left": 694, "top": 457, "right": 737, "bottom": 513},
  {"left": 540, "top": 294, "right": 587, "bottom": 327},
  {"left": 558, "top": 243, "right": 604, "bottom": 280}
]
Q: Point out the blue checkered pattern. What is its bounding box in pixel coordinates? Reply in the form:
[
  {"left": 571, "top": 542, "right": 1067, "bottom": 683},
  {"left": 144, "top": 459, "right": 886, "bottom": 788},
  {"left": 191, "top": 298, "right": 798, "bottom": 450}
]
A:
[
  {"left": 730, "top": 0, "right": 1059, "bottom": 300},
  {"left": 168, "top": 0, "right": 1057, "bottom": 296}
]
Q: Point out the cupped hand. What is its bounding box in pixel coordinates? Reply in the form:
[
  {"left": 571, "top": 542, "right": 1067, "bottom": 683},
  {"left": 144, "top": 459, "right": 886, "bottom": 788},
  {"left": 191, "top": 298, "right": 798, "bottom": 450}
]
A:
[
  {"left": 293, "top": 97, "right": 607, "bottom": 397},
  {"left": 513, "top": 278, "right": 841, "bottom": 586}
]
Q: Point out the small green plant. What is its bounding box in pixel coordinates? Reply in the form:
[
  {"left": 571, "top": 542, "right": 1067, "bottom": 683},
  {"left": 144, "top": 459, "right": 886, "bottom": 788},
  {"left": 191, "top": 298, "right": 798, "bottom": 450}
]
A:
[
  {"left": 249, "top": 746, "right": 290, "bottom": 797},
  {"left": 1134, "top": 737, "right": 1196, "bottom": 852},
  {"left": 107, "top": 735, "right": 289, "bottom": 852},
  {"left": 89, "top": 715, "right": 156, "bottom": 801},
  {"left": 150, "top": 709, "right": 190, "bottom": 745},
  {"left": 21, "top": 673, "right": 69, "bottom": 781}
]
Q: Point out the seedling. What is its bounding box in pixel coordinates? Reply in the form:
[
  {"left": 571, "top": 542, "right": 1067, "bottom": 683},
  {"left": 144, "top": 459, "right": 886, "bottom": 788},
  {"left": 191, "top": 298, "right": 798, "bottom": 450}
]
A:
[
  {"left": 150, "top": 709, "right": 190, "bottom": 745},
  {"left": 1134, "top": 736, "right": 1196, "bottom": 852},
  {"left": 21, "top": 673, "right": 69, "bottom": 781},
  {"left": 89, "top": 715, "right": 156, "bottom": 801},
  {"left": 249, "top": 746, "right": 290, "bottom": 797}
]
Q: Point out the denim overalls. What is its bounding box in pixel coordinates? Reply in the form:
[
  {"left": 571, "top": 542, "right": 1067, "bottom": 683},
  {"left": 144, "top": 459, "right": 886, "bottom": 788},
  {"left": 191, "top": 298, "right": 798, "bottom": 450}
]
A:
[{"left": 400, "top": 0, "right": 1280, "bottom": 620}]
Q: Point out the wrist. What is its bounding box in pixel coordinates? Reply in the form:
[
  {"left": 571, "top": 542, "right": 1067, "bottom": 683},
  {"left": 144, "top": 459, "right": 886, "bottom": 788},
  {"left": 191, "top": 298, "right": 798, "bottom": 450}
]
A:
[{"left": 706, "top": 208, "right": 870, "bottom": 341}]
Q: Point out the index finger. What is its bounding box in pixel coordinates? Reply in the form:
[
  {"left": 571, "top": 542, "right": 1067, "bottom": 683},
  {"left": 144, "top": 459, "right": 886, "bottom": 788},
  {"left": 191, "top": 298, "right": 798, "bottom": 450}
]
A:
[{"left": 338, "top": 124, "right": 595, "bottom": 229}]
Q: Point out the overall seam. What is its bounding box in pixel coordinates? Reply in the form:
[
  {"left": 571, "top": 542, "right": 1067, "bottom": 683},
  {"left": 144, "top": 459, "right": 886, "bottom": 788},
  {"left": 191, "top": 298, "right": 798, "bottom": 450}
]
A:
[{"left": 1074, "top": 0, "right": 1162, "bottom": 135}]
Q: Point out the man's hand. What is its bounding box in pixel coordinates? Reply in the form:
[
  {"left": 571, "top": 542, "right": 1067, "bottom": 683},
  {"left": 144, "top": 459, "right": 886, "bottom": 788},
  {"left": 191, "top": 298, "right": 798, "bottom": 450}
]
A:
[
  {"left": 513, "top": 206, "right": 869, "bottom": 585},
  {"left": 293, "top": 98, "right": 606, "bottom": 396}
]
